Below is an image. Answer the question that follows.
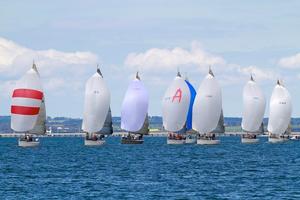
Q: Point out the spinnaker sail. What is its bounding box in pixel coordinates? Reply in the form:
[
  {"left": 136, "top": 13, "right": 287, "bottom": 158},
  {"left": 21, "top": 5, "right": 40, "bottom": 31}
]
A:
[
  {"left": 11, "top": 65, "right": 44, "bottom": 132},
  {"left": 82, "top": 69, "right": 110, "bottom": 133},
  {"left": 267, "top": 81, "right": 292, "bottom": 135},
  {"left": 121, "top": 73, "right": 149, "bottom": 132},
  {"left": 162, "top": 73, "right": 191, "bottom": 132},
  {"left": 242, "top": 76, "right": 266, "bottom": 133},
  {"left": 192, "top": 69, "right": 222, "bottom": 134}
]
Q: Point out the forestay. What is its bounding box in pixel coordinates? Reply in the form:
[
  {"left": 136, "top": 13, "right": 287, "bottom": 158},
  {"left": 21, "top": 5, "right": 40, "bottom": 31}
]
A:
[
  {"left": 82, "top": 72, "right": 110, "bottom": 133},
  {"left": 162, "top": 76, "right": 191, "bottom": 132},
  {"left": 242, "top": 78, "right": 266, "bottom": 133},
  {"left": 121, "top": 77, "right": 149, "bottom": 132}
]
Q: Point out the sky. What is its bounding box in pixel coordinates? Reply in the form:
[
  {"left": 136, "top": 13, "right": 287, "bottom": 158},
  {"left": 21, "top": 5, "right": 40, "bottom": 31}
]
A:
[{"left": 1, "top": 0, "right": 300, "bottom": 118}]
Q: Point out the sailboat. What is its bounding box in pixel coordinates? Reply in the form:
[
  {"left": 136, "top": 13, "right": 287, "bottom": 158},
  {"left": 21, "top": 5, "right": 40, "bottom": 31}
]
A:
[
  {"left": 193, "top": 68, "right": 222, "bottom": 145},
  {"left": 82, "top": 67, "right": 110, "bottom": 146},
  {"left": 268, "top": 80, "right": 292, "bottom": 143},
  {"left": 121, "top": 72, "right": 149, "bottom": 144},
  {"left": 241, "top": 75, "right": 266, "bottom": 143},
  {"left": 162, "top": 72, "right": 191, "bottom": 144},
  {"left": 11, "top": 63, "right": 44, "bottom": 147}
]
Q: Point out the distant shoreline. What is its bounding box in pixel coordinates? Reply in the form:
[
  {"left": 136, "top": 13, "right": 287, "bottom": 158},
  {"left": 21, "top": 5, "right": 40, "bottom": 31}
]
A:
[{"left": 1, "top": 132, "right": 300, "bottom": 138}]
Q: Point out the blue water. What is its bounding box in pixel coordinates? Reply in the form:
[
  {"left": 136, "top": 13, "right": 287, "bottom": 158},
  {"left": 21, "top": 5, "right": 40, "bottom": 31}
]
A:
[{"left": 1, "top": 136, "right": 300, "bottom": 200}]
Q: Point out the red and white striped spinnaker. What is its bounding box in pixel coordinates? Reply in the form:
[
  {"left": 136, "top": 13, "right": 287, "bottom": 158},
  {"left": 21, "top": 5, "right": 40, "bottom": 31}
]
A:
[{"left": 11, "top": 65, "right": 44, "bottom": 132}]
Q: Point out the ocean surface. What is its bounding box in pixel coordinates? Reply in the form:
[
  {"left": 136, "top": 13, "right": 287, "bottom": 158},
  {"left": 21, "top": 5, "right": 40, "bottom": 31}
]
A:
[{"left": 1, "top": 136, "right": 300, "bottom": 200}]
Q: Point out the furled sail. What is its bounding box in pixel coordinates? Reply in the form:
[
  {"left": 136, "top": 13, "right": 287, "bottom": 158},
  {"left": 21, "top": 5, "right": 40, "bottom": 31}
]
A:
[
  {"left": 267, "top": 81, "right": 292, "bottom": 135},
  {"left": 82, "top": 69, "right": 110, "bottom": 133},
  {"left": 192, "top": 69, "right": 222, "bottom": 134},
  {"left": 28, "top": 97, "right": 46, "bottom": 135},
  {"left": 98, "top": 107, "right": 113, "bottom": 135},
  {"left": 241, "top": 76, "right": 266, "bottom": 133},
  {"left": 121, "top": 73, "right": 149, "bottom": 132},
  {"left": 162, "top": 73, "right": 191, "bottom": 132},
  {"left": 212, "top": 109, "right": 225, "bottom": 133},
  {"left": 11, "top": 65, "right": 44, "bottom": 132}
]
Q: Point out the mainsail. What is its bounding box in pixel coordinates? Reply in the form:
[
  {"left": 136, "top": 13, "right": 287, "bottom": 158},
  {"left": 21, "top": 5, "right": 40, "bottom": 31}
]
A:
[
  {"left": 98, "top": 107, "right": 113, "bottom": 135},
  {"left": 212, "top": 109, "right": 225, "bottom": 133},
  {"left": 82, "top": 68, "right": 110, "bottom": 133},
  {"left": 130, "top": 114, "right": 149, "bottom": 135},
  {"left": 192, "top": 69, "right": 222, "bottom": 134},
  {"left": 28, "top": 97, "right": 46, "bottom": 135},
  {"left": 241, "top": 76, "right": 266, "bottom": 133},
  {"left": 258, "top": 122, "right": 264, "bottom": 134},
  {"left": 267, "top": 81, "right": 292, "bottom": 135},
  {"left": 121, "top": 73, "right": 149, "bottom": 132},
  {"left": 162, "top": 73, "right": 191, "bottom": 132},
  {"left": 11, "top": 65, "right": 44, "bottom": 132}
]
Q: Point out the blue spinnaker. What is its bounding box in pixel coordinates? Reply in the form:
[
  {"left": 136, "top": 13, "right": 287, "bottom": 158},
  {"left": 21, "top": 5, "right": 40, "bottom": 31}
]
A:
[{"left": 185, "top": 80, "right": 196, "bottom": 130}]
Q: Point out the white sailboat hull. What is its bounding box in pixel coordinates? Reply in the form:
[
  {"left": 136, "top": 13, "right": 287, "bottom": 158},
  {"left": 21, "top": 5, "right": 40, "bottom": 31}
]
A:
[
  {"left": 241, "top": 138, "right": 259, "bottom": 144},
  {"left": 84, "top": 139, "right": 105, "bottom": 146},
  {"left": 268, "top": 137, "right": 288, "bottom": 143},
  {"left": 290, "top": 136, "right": 300, "bottom": 140},
  {"left": 185, "top": 137, "right": 196, "bottom": 144},
  {"left": 167, "top": 138, "right": 185, "bottom": 145},
  {"left": 197, "top": 139, "right": 220, "bottom": 145},
  {"left": 18, "top": 139, "right": 39, "bottom": 147}
]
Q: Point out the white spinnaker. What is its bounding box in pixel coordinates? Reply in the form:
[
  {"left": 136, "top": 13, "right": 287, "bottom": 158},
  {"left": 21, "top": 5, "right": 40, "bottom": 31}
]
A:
[
  {"left": 242, "top": 80, "right": 266, "bottom": 133},
  {"left": 11, "top": 69, "right": 43, "bottom": 132},
  {"left": 268, "top": 84, "right": 292, "bottom": 135},
  {"left": 192, "top": 74, "right": 222, "bottom": 133},
  {"left": 121, "top": 78, "right": 149, "bottom": 132},
  {"left": 162, "top": 76, "right": 191, "bottom": 132},
  {"left": 82, "top": 72, "right": 110, "bottom": 133}
]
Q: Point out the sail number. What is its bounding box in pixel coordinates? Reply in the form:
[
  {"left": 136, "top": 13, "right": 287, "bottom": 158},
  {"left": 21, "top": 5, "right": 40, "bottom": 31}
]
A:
[
  {"left": 172, "top": 88, "right": 182, "bottom": 103},
  {"left": 279, "top": 102, "right": 286, "bottom": 104}
]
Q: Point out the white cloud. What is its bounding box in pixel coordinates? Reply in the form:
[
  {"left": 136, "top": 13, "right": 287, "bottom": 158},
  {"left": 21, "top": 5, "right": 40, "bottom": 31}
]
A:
[
  {"left": 278, "top": 53, "right": 300, "bottom": 68},
  {"left": 124, "top": 42, "right": 275, "bottom": 85},
  {"left": 0, "top": 37, "right": 100, "bottom": 100},
  {"left": 125, "top": 41, "right": 226, "bottom": 73},
  {"left": 0, "top": 37, "right": 98, "bottom": 76},
  {"left": 237, "top": 65, "right": 276, "bottom": 81}
]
